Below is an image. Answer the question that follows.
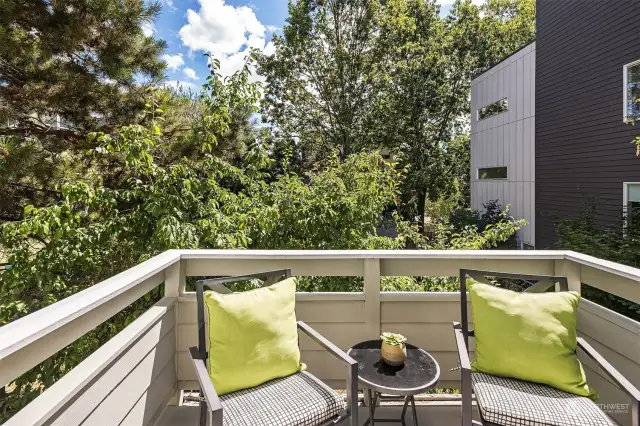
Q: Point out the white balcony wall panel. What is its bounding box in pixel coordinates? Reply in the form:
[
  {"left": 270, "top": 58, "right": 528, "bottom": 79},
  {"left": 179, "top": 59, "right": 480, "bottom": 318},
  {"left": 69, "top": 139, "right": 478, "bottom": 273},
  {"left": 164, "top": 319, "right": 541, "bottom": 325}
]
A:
[
  {"left": 4, "top": 299, "right": 177, "bottom": 426},
  {"left": 470, "top": 42, "right": 536, "bottom": 246},
  {"left": 577, "top": 300, "right": 640, "bottom": 426}
]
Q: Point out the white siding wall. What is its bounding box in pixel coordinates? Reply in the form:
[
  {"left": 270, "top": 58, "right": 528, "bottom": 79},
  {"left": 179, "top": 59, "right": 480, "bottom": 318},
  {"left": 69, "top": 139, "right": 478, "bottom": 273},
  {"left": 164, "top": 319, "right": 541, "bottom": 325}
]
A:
[{"left": 471, "top": 42, "right": 536, "bottom": 246}]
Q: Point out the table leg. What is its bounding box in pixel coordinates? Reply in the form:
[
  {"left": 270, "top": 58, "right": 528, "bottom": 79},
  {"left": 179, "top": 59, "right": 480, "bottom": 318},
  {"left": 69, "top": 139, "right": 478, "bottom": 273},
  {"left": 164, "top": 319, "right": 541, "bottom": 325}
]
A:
[
  {"left": 400, "top": 397, "right": 410, "bottom": 426},
  {"left": 364, "top": 388, "right": 375, "bottom": 426},
  {"left": 410, "top": 396, "right": 418, "bottom": 426}
]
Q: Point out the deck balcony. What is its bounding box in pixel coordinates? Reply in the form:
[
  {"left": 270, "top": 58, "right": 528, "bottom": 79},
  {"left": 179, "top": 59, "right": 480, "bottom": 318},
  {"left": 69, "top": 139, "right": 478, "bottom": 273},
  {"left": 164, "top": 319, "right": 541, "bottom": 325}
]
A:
[{"left": 1, "top": 250, "right": 639, "bottom": 426}]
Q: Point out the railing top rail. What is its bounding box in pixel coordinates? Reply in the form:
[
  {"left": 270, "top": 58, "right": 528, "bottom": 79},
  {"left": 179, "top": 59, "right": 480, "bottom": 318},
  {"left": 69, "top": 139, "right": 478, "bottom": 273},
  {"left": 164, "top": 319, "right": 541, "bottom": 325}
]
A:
[
  {"left": 565, "top": 251, "right": 640, "bottom": 283},
  {"left": 178, "top": 249, "right": 568, "bottom": 260},
  {"left": 181, "top": 249, "right": 640, "bottom": 284},
  {"left": 0, "top": 250, "right": 180, "bottom": 361}
]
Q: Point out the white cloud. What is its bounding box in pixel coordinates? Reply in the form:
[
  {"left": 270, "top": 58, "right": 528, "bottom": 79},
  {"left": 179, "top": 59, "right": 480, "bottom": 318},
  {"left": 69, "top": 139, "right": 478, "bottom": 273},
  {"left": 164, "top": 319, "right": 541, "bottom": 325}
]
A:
[
  {"left": 163, "top": 53, "right": 185, "bottom": 70},
  {"left": 179, "top": 0, "right": 265, "bottom": 54},
  {"left": 178, "top": 0, "right": 274, "bottom": 79},
  {"left": 263, "top": 41, "right": 276, "bottom": 57},
  {"left": 183, "top": 67, "right": 198, "bottom": 80},
  {"left": 141, "top": 21, "right": 154, "bottom": 37},
  {"left": 162, "top": 0, "right": 177, "bottom": 11}
]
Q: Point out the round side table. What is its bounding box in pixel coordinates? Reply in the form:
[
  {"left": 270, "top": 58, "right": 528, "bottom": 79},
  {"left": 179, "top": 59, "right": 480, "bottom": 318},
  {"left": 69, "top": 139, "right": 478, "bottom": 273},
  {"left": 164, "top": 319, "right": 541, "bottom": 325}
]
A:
[{"left": 347, "top": 340, "right": 440, "bottom": 426}]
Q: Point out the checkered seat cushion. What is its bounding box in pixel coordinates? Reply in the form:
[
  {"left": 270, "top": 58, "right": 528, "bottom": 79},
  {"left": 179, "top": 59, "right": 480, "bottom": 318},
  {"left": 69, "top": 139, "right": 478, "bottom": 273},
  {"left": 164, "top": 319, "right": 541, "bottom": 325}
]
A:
[
  {"left": 472, "top": 372, "right": 618, "bottom": 426},
  {"left": 219, "top": 371, "right": 346, "bottom": 426}
]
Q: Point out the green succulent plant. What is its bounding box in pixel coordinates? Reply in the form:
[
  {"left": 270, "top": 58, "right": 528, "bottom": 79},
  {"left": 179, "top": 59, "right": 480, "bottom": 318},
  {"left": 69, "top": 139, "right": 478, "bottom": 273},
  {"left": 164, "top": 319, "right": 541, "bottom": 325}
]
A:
[{"left": 380, "top": 332, "right": 407, "bottom": 346}]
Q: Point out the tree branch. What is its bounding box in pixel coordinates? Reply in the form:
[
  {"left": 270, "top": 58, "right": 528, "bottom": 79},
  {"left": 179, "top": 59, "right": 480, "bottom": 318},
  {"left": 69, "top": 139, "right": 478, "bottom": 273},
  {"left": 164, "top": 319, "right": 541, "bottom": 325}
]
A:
[
  {"left": 0, "top": 214, "right": 20, "bottom": 222},
  {"left": 6, "top": 182, "right": 62, "bottom": 196},
  {"left": 0, "top": 126, "right": 83, "bottom": 140}
]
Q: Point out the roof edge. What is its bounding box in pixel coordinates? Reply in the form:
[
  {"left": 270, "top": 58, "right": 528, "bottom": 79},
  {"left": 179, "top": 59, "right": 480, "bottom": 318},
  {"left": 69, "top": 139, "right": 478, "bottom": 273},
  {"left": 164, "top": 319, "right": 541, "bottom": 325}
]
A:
[{"left": 471, "top": 39, "right": 536, "bottom": 81}]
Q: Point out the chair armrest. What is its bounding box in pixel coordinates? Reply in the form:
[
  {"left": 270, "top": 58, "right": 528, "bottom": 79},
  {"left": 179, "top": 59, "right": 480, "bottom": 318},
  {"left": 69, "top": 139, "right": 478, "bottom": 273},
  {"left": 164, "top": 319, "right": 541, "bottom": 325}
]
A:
[
  {"left": 297, "top": 321, "right": 359, "bottom": 426},
  {"left": 189, "top": 347, "right": 223, "bottom": 426},
  {"left": 453, "top": 322, "right": 474, "bottom": 426},
  {"left": 297, "top": 321, "right": 356, "bottom": 366},
  {"left": 453, "top": 322, "right": 471, "bottom": 372},
  {"left": 577, "top": 337, "right": 640, "bottom": 404}
]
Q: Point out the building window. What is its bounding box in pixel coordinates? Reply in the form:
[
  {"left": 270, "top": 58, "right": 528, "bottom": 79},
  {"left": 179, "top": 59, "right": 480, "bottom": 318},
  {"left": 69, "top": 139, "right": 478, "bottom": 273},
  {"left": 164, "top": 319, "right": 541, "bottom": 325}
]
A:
[
  {"left": 478, "top": 167, "right": 507, "bottom": 180},
  {"left": 624, "top": 183, "right": 640, "bottom": 226},
  {"left": 478, "top": 97, "right": 508, "bottom": 121},
  {"left": 624, "top": 60, "right": 640, "bottom": 121}
]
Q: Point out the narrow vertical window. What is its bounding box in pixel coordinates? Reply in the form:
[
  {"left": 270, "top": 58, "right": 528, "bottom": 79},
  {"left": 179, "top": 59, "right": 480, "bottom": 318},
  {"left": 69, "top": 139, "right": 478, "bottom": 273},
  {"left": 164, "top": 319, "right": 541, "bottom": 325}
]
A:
[{"left": 624, "top": 60, "right": 640, "bottom": 121}]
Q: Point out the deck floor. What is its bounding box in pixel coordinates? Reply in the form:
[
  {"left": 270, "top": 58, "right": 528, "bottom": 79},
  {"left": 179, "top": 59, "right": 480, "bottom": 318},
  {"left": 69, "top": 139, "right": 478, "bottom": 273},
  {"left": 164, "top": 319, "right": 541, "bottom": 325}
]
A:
[{"left": 155, "top": 401, "right": 469, "bottom": 426}]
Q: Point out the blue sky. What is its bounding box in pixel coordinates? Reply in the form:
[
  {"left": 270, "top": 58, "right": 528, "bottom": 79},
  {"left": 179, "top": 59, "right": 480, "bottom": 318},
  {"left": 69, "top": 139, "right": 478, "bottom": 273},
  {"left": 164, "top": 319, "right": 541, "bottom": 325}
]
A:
[{"left": 145, "top": 0, "right": 471, "bottom": 91}]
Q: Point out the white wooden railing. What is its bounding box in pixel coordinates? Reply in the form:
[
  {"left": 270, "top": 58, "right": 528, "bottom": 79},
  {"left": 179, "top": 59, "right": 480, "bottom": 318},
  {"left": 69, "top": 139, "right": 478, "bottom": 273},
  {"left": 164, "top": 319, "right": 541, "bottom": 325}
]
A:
[{"left": 0, "top": 250, "right": 639, "bottom": 426}]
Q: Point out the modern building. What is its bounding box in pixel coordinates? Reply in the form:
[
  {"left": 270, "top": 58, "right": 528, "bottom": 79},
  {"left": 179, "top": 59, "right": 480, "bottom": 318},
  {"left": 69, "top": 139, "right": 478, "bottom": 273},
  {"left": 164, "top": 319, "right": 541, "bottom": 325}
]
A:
[
  {"left": 470, "top": 0, "right": 640, "bottom": 249},
  {"left": 470, "top": 42, "right": 536, "bottom": 248}
]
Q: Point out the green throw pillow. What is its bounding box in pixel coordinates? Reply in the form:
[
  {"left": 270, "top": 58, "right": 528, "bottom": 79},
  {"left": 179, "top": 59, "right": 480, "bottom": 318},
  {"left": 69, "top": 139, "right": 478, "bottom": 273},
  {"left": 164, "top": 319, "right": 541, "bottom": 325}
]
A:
[
  {"left": 468, "top": 281, "right": 597, "bottom": 399},
  {"left": 204, "top": 277, "right": 303, "bottom": 395}
]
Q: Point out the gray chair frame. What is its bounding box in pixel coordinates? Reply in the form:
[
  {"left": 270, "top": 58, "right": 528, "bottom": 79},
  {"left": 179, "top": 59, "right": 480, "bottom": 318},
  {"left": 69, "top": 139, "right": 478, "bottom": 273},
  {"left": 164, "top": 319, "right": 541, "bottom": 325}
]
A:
[
  {"left": 453, "top": 269, "right": 640, "bottom": 426},
  {"left": 189, "top": 269, "right": 359, "bottom": 426}
]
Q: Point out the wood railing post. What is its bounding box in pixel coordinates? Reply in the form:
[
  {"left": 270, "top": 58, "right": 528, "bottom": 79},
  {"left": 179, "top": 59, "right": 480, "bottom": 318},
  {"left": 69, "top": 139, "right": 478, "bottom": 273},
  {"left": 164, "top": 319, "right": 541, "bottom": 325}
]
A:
[
  {"left": 165, "top": 260, "right": 186, "bottom": 298},
  {"left": 363, "top": 258, "right": 381, "bottom": 339},
  {"left": 164, "top": 257, "right": 185, "bottom": 396},
  {"left": 555, "top": 259, "right": 581, "bottom": 293}
]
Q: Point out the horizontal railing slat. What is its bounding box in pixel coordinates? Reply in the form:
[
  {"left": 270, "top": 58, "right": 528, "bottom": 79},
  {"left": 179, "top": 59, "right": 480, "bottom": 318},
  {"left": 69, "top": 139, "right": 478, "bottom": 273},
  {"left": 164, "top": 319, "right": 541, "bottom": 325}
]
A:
[{"left": 0, "top": 250, "right": 179, "bottom": 364}]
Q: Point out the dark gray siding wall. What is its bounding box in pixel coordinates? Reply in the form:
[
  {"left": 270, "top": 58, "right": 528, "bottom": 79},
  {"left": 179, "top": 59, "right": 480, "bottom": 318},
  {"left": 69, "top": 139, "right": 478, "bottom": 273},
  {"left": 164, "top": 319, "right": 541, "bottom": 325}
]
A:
[{"left": 536, "top": 0, "right": 640, "bottom": 248}]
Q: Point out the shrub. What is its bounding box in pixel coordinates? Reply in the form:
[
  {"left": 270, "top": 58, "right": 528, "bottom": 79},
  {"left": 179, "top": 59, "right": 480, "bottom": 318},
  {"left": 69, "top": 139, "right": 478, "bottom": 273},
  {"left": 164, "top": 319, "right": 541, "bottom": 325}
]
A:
[{"left": 555, "top": 199, "right": 640, "bottom": 321}]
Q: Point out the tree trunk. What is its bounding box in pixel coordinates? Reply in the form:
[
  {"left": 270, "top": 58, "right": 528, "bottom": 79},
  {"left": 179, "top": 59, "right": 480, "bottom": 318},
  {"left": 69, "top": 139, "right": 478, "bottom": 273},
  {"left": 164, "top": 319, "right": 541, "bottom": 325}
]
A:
[{"left": 417, "top": 188, "right": 427, "bottom": 235}]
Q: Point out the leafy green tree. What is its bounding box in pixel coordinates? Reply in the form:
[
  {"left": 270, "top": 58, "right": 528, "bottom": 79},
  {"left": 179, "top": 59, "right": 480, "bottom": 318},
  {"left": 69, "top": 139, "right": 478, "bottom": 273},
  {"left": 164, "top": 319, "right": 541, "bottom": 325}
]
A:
[
  {"left": 258, "top": 0, "right": 535, "bottom": 231},
  {"left": 258, "top": 0, "right": 380, "bottom": 164},
  {"left": 0, "top": 0, "right": 167, "bottom": 221},
  {"left": 473, "top": 0, "right": 536, "bottom": 73},
  {"left": 368, "top": 0, "right": 477, "bottom": 231}
]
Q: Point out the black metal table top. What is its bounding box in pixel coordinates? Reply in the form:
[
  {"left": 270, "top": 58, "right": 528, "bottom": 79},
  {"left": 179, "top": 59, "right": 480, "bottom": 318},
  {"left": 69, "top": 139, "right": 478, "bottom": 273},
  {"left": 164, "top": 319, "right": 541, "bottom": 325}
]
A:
[{"left": 347, "top": 340, "right": 440, "bottom": 396}]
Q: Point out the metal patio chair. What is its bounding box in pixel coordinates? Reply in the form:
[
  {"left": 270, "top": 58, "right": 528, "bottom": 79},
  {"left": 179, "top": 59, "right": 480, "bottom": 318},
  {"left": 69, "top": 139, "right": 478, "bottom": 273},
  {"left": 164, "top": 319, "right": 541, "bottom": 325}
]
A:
[
  {"left": 453, "top": 269, "right": 640, "bottom": 426},
  {"left": 189, "top": 269, "right": 359, "bottom": 426}
]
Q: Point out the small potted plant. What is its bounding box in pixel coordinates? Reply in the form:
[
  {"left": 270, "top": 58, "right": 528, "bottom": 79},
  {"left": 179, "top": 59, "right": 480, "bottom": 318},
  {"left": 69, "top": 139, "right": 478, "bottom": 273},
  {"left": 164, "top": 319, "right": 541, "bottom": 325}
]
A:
[{"left": 380, "top": 332, "right": 407, "bottom": 366}]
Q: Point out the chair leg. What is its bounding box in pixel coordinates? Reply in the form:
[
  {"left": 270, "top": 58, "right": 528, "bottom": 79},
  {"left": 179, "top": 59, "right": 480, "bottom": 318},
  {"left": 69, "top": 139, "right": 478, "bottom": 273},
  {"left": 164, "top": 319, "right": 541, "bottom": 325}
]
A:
[
  {"left": 347, "top": 362, "right": 359, "bottom": 426},
  {"left": 461, "top": 370, "right": 473, "bottom": 426},
  {"left": 199, "top": 399, "right": 207, "bottom": 426}
]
